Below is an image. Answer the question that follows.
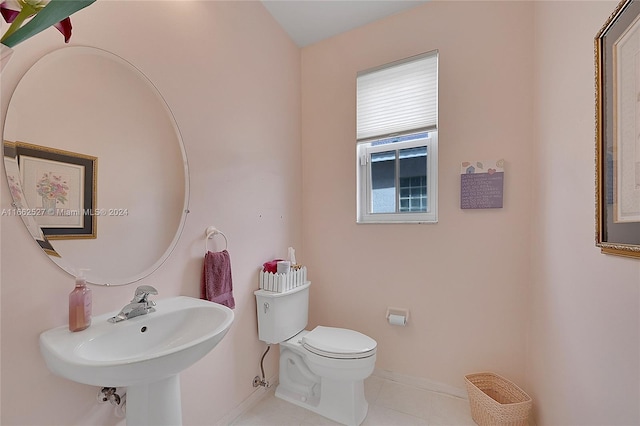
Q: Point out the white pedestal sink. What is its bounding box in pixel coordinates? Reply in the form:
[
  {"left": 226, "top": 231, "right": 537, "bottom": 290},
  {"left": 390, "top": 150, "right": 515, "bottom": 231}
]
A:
[{"left": 39, "top": 296, "right": 234, "bottom": 425}]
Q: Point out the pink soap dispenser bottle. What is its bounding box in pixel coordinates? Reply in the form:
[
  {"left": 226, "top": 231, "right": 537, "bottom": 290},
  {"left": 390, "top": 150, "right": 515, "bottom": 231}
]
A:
[{"left": 69, "top": 269, "right": 92, "bottom": 332}]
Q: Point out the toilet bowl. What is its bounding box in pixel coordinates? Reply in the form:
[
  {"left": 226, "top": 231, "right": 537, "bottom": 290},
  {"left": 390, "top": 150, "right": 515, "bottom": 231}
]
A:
[
  {"left": 255, "top": 282, "right": 377, "bottom": 426},
  {"left": 276, "top": 327, "right": 376, "bottom": 426},
  {"left": 300, "top": 326, "right": 376, "bottom": 379}
]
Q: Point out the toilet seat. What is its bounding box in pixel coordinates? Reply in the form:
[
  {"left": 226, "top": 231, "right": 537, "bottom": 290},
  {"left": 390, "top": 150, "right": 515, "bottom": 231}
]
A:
[{"left": 302, "top": 326, "right": 377, "bottom": 359}]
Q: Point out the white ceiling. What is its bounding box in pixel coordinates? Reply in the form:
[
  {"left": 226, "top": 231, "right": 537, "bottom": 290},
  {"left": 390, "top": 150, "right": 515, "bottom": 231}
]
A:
[{"left": 261, "top": 1, "right": 428, "bottom": 47}]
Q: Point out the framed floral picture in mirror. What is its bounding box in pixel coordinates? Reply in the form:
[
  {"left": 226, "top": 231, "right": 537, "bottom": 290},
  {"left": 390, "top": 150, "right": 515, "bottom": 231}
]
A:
[{"left": 4, "top": 141, "right": 97, "bottom": 239}]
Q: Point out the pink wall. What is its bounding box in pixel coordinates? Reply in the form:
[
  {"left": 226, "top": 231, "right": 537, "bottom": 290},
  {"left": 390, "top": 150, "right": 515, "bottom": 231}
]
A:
[
  {"left": 529, "top": 1, "right": 640, "bottom": 424},
  {"left": 300, "top": 2, "right": 640, "bottom": 423},
  {"left": 1, "top": 1, "right": 300, "bottom": 425},
  {"left": 301, "top": 1, "right": 534, "bottom": 391},
  {"left": 2, "top": 1, "right": 639, "bottom": 425}
]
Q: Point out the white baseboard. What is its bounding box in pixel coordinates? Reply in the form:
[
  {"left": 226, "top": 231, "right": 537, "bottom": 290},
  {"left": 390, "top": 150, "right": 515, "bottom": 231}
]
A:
[
  {"left": 215, "top": 376, "right": 279, "bottom": 426},
  {"left": 373, "top": 369, "right": 468, "bottom": 399}
]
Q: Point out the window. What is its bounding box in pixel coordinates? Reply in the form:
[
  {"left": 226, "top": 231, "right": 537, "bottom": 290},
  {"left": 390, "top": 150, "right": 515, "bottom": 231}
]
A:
[
  {"left": 356, "top": 51, "right": 438, "bottom": 223},
  {"left": 357, "top": 132, "right": 437, "bottom": 223}
]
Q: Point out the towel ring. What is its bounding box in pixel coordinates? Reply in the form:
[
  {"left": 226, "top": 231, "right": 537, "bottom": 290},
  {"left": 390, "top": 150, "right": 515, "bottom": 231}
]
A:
[{"left": 205, "top": 226, "right": 228, "bottom": 252}]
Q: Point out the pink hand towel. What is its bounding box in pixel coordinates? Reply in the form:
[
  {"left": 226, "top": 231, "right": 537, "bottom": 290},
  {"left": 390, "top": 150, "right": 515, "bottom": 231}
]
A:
[{"left": 201, "top": 249, "right": 235, "bottom": 309}]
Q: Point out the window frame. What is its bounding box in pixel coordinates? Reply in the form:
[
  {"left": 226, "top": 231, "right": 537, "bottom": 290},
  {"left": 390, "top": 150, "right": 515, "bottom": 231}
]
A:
[
  {"left": 357, "top": 131, "right": 438, "bottom": 224},
  {"left": 356, "top": 50, "right": 439, "bottom": 225}
]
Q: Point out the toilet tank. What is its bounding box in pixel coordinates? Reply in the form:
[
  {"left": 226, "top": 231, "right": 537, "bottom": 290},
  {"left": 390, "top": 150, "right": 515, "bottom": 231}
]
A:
[{"left": 254, "top": 281, "right": 310, "bottom": 344}]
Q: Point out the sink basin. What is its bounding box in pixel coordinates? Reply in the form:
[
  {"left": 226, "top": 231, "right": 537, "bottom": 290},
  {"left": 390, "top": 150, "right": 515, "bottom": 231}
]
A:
[
  {"left": 39, "top": 296, "right": 234, "bottom": 425},
  {"left": 40, "top": 296, "right": 234, "bottom": 386}
]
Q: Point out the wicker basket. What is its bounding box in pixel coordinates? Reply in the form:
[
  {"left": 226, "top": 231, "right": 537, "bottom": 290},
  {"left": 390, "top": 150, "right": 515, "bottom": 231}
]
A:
[{"left": 464, "top": 372, "right": 532, "bottom": 426}]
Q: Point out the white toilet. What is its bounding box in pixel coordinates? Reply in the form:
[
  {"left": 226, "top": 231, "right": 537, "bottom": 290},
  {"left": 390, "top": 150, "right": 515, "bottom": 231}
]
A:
[{"left": 255, "top": 282, "right": 377, "bottom": 426}]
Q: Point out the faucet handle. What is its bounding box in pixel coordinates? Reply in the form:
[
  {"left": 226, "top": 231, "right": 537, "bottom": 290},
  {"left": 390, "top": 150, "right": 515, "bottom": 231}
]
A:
[{"left": 131, "top": 285, "right": 158, "bottom": 303}]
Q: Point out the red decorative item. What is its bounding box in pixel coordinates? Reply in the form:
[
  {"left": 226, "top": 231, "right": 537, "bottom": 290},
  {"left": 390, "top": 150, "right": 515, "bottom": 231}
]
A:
[{"left": 263, "top": 259, "right": 284, "bottom": 274}]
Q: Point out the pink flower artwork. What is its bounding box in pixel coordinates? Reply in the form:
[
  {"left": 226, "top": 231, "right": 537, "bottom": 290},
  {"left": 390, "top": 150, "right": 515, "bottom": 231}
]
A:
[{"left": 36, "top": 171, "right": 69, "bottom": 204}]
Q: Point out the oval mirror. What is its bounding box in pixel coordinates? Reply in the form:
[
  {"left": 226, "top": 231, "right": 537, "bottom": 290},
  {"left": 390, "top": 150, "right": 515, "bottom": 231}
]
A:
[{"left": 3, "top": 46, "right": 189, "bottom": 285}]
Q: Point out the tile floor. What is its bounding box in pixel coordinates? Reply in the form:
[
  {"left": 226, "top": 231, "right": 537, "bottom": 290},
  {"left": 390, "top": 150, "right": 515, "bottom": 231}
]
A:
[{"left": 231, "top": 375, "right": 476, "bottom": 425}]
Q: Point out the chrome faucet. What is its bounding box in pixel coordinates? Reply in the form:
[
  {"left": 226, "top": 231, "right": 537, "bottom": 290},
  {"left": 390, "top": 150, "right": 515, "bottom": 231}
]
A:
[{"left": 108, "top": 285, "right": 158, "bottom": 323}]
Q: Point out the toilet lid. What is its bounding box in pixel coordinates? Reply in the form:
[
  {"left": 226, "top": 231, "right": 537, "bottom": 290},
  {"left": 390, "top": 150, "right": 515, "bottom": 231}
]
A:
[{"left": 302, "top": 326, "right": 377, "bottom": 359}]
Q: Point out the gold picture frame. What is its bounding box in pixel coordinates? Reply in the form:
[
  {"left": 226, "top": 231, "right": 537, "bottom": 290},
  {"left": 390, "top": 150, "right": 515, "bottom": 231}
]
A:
[
  {"left": 4, "top": 141, "right": 97, "bottom": 240},
  {"left": 595, "top": 0, "right": 640, "bottom": 258}
]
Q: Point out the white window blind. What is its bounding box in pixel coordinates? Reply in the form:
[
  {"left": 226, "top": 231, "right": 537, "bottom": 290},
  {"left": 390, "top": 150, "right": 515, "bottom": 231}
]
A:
[{"left": 357, "top": 51, "right": 438, "bottom": 141}]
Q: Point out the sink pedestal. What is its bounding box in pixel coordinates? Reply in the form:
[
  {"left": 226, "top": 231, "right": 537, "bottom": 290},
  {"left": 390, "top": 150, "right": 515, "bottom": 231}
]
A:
[{"left": 126, "top": 375, "right": 182, "bottom": 426}]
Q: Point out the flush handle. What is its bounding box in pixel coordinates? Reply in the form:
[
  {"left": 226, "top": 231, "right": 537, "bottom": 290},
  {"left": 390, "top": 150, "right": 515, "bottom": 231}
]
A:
[{"left": 264, "top": 302, "right": 269, "bottom": 314}]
